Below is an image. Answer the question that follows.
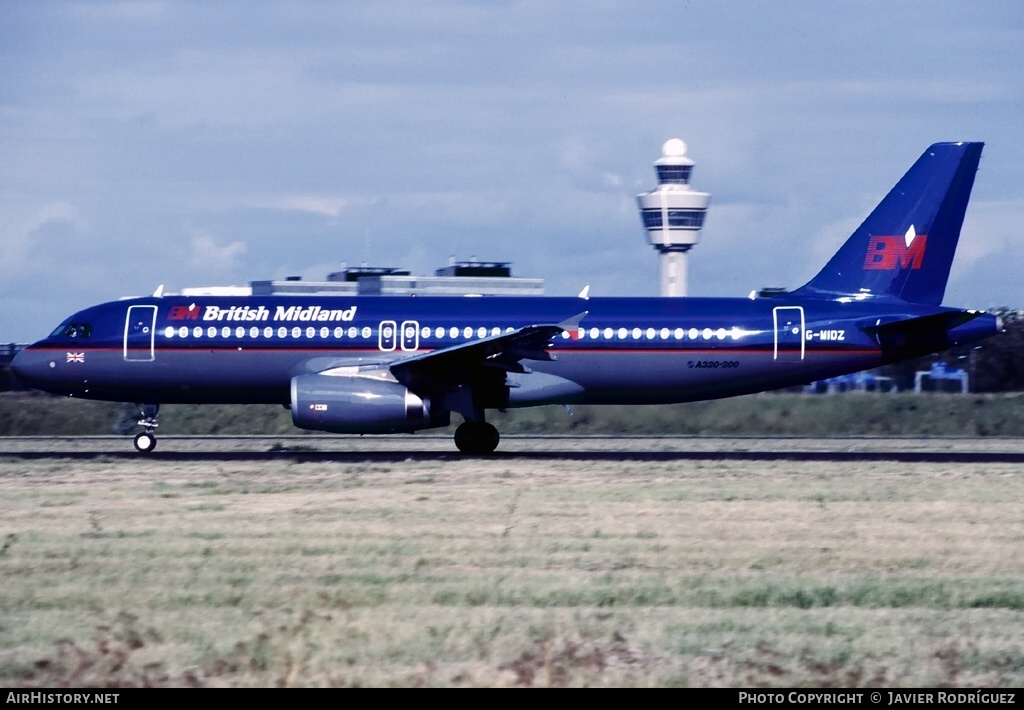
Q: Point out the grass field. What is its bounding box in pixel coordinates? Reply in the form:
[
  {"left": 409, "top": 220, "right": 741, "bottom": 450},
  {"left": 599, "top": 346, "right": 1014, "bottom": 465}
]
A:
[{"left": 1, "top": 452, "right": 1022, "bottom": 687}]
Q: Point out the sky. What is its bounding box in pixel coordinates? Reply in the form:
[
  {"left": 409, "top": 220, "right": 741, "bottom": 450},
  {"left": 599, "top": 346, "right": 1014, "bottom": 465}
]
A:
[{"left": 2, "top": 0, "right": 1022, "bottom": 342}]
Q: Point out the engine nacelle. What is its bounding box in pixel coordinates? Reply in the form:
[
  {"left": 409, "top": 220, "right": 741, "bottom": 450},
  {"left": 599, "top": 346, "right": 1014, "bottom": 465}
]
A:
[{"left": 290, "top": 374, "right": 449, "bottom": 434}]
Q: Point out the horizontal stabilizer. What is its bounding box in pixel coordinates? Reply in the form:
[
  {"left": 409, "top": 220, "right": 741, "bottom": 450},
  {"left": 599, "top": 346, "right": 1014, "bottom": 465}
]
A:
[{"left": 859, "top": 310, "right": 982, "bottom": 349}]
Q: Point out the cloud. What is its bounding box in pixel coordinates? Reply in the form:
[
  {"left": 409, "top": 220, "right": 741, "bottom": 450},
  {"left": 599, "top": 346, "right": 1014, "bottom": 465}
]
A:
[
  {"left": 955, "top": 199, "right": 1024, "bottom": 268},
  {"left": 0, "top": 202, "right": 80, "bottom": 280},
  {"left": 248, "top": 194, "right": 362, "bottom": 218},
  {"left": 188, "top": 231, "right": 248, "bottom": 272}
]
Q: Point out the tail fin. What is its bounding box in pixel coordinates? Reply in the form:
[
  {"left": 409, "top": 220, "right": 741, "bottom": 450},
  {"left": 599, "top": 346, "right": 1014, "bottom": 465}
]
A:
[{"left": 792, "top": 142, "right": 983, "bottom": 305}]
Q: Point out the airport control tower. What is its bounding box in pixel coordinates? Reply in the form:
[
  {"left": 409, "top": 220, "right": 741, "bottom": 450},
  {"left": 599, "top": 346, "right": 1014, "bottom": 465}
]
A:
[{"left": 636, "top": 139, "right": 711, "bottom": 297}]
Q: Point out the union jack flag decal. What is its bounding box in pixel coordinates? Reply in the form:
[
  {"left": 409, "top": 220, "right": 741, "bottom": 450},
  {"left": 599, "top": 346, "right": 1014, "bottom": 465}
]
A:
[{"left": 66, "top": 352, "right": 85, "bottom": 363}]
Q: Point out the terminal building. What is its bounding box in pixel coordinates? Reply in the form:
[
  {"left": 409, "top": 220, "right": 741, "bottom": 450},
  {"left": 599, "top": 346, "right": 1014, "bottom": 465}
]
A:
[{"left": 184, "top": 259, "right": 544, "bottom": 298}]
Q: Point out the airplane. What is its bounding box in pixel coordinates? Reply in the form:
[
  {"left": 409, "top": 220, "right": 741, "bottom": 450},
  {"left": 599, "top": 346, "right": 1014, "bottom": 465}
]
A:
[{"left": 11, "top": 142, "right": 1003, "bottom": 454}]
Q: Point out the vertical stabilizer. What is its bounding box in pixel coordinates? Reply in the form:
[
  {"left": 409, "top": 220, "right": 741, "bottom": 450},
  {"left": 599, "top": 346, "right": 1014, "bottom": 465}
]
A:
[{"left": 792, "top": 142, "right": 983, "bottom": 305}]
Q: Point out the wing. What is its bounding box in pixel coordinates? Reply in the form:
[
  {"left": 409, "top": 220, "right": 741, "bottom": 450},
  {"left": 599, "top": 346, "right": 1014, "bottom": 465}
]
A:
[{"left": 389, "top": 311, "right": 587, "bottom": 393}]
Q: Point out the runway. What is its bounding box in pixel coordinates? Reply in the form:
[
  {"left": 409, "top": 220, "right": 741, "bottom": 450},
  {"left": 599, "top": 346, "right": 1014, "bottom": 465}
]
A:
[{"left": 3, "top": 435, "right": 1024, "bottom": 463}]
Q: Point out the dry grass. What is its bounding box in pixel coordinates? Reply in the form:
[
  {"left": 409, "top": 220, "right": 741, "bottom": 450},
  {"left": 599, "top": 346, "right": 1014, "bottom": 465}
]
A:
[{"left": 0, "top": 454, "right": 1022, "bottom": 686}]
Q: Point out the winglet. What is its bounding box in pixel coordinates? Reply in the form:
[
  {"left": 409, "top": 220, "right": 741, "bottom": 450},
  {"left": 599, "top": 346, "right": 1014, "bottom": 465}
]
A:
[
  {"left": 152, "top": 284, "right": 164, "bottom": 298},
  {"left": 578, "top": 285, "right": 590, "bottom": 300},
  {"left": 558, "top": 311, "right": 588, "bottom": 330},
  {"left": 557, "top": 311, "right": 588, "bottom": 340}
]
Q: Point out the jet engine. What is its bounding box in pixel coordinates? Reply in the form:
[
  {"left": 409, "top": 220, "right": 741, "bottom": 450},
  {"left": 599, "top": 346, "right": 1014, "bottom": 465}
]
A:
[{"left": 290, "top": 373, "right": 449, "bottom": 434}]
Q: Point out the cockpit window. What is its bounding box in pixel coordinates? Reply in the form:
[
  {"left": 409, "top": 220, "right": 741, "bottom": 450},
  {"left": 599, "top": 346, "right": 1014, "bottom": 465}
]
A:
[{"left": 49, "top": 323, "right": 92, "bottom": 339}]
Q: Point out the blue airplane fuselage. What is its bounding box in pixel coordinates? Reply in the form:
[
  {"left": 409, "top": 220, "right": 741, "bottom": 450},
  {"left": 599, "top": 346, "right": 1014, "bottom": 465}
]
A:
[{"left": 12, "top": 294, "right": 999, "bottom": 405}]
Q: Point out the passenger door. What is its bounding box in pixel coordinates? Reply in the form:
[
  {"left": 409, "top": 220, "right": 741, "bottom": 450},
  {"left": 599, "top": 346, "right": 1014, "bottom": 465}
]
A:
[
  {"left": 772, "top": 306, "right": 805, "bottom": 361},
  {"left": 124, "top": 305, "right": 157, "bottom": 362}
]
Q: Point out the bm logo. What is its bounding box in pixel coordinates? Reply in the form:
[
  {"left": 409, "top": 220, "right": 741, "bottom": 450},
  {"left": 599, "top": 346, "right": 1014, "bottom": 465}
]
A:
[
  {"left": 863, "top": 226, "right": 927, "bottom": 270},
  {"left": 168, "top": 305, "right": 201, "bottom": 320}
]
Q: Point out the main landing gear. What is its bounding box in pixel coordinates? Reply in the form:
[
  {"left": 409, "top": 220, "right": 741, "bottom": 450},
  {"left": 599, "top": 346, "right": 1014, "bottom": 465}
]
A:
[
  {"left": 454, "top": 420, "right": 500, "bottom": 455},
  {"left": 133, "top": 403, "right": 160, "bottom": 453}
]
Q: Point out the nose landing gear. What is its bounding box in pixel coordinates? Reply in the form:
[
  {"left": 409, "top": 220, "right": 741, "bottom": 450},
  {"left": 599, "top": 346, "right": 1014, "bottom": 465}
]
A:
[{"left": 133, "top": 403, "right": 160, "bottom": 453}]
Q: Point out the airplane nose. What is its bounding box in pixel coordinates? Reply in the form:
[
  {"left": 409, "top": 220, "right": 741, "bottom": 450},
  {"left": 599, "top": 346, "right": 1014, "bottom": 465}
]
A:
[
  {"left": 10, "top": 347, "right": 30, "bottom": 382},
  {"left": 10, "top": 346, "right": 51, "bottom": 387}
]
